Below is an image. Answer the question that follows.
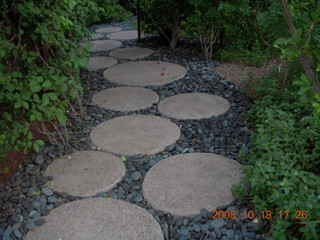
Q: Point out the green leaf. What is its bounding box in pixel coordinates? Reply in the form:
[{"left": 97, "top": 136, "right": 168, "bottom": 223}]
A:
[
  {"left": 275, "top": 38, "right": 289, "bottom": 45},
  {"left": 56, "top": 113, "right": 67, "bottom": 125},
  {"left": 42, "top": 80, "right": 51, "bottom": 89},
  {"left": 14, "top": 101, "right": 22, "bottom": 109},
  {"left": 42, "top": 94, "right": 50, "bottom": 106},
  {"left": 27, "top": 132, "right": 32, "bottom": 140},
  {"left": 30, "top": 84, "right": 41, "bottom": 93},
  {"left": 35, "top": 139, "right": 44, "bottom": 146},
  {"left": 33, "top": 143, "right": 40, "bottom": 152},
  {"left": 47, "top": 93, "right": 58, "bottom": 101},
  {"left": 22, "top": 101, "right": 29, "bottom": 110}
]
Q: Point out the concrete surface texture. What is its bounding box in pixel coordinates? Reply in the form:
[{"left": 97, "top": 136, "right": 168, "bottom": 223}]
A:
[
  {"left": 103, "top": 61, "right": 187, "bottom": 86},
  {"left": 92, "top": 87, "right": 159, "bottom": 111},
  {"left": 90, "top": 115, "right": 181, "bottom": 155}
]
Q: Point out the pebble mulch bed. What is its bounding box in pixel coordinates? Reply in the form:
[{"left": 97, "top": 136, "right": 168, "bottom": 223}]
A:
[{"left": 0, "top": 18, "right": 268, "bottom": 240}]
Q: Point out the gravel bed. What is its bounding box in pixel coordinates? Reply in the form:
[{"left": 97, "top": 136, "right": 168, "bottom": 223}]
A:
[{"left": 0, "top": 18, "right": 268, "bottom": 240}]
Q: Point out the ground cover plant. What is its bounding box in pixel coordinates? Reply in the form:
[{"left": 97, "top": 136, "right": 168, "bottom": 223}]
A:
[
  {"left": 0, "top": 0, "right": 128, "bottom": 175},
  {"left": 233, "top": 77, "right": 320, "bottom": 239},
  {"left": 232, "top": 1, "right": 320, "bottom": 238}
]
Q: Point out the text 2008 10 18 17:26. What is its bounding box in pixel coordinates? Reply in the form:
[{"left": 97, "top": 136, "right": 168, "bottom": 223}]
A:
[{"left": 212, "top": 210, "right": 308, "bottom": 220}]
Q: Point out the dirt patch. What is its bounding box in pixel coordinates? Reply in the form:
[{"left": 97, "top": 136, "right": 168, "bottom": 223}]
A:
[
  {"left": 212, "top": 60, "right": 278, "bottom": 88},
  {"left": 0, "top": 122, "right": 50, "bottom": 184}
]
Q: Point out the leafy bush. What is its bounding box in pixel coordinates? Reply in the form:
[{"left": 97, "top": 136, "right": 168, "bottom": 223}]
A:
[
  {"left": 0, "top": 0, "right": 128, "bottom": 169},
  {"left": 273, "top": 0, "right": 320, "bottom": 116},
  {"left": 84, "top": 0, "right": 131, "bottom": 24},
  {"left": 233, "top": 78, "right": 320, "bottom": 239},
  {"left": 216, "top": 40, "right": 270, "bottom": 66},
  {"left": 140, "top": 0, "right": 192, "bottom": 49}
]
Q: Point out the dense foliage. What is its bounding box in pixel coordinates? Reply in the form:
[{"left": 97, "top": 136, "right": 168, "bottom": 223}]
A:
[
  {"left": 233, "top": 78, "right": 320, "bottom": 239},
  {"left": 0, "top": 0, "right": 128, "bottom": 170},
  {"left": 139, "top": 0, "right": 192, "bottom": 49},
  {"left": 232, "top": 1, "right": 320, "bottom": 239}
]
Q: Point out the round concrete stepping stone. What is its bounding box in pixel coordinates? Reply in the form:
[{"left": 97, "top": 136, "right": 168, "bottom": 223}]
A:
[
  {"left": 92, "top": 87, "right": 159, "bottom": 111},
  {"left": 87, "top": 56, "right": 118, "bottom": 70},
  {"left": 25, "top": 198, "right": 164, "bottom": 240},
  {"left": 90, "top": 115, "right": 180, "bottom": 155},
  {"left": 107, "top": 30, "right": 139, "bottom": 40},
  {"left": 103, "top": 61, "right": 187, "bottom": 86},
  {"left": 109, "top": 47, "right": 154, "bottom": 60},
  {"left": 91, "top": 33, "right": 103, "bottom": 39},
  {"left": 158, "top": 93, "right": 230, "bottom": 120},
  {"left": 95, "top": 26, "right": 122, "bottom": 33},
  {"left": 43, "top": 151, "right": 125, "bottom": 197},
  {"left": 143, "top": 153, "right": 243, "bottom": 216},
  {"left": 90, "top": 40, "right": 122, "bottom": 52}
]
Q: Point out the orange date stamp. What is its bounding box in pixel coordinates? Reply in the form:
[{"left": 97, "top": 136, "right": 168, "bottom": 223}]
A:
[{"left": 212, "top": 210, "right": 308, "bottom": 220}]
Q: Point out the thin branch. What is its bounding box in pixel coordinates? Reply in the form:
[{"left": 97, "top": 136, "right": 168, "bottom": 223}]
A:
[
  {"left": 52, "top": 119, "right": 67, "bottom": 146},
  {"left": 305, "top": 22, "right": 315, "bottom": 46},
  {"left": 35, "top": 44, "right": 51, "bottom": 68},
  {"left": 144, "top": 7, "right": 171, "bottom": 43},
  {"left": 62, "top": 92, "right": 77, "bottom": 119},
  {"left": 35, "top": 122, "right": 58, "bottom": 145}
]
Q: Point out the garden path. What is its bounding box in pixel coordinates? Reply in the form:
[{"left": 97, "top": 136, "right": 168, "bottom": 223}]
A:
[{"left": 25, "top": 26, "right": 244, "bottom": 240}]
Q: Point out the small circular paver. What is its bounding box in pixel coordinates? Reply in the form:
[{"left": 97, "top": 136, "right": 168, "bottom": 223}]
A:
[
  {"left": 95, "top": 27, "right": 122, "bottom": 33},
  {"left": 25, "top": 198, "right": 164, "bottom": 240},
  {"left": 90, "top": 40, "right": 122, "bottom": 52},
  {"left": 87, "top": 56, "right": 118, "bottom": 70},
  {"left": 107, "top": 30, "right": 139, "bottom": 40},
  {"left": 142, "top": 153, "right": 243, "bottom": 216},
  {"left": 43, "top": 151, "right": 125, "bottom": 197},
  {"left": 92, "top": 87, "right": 159, "bottom": 111},
  {"left": 90, "top": 115, "right": 180, "bottom": 155},
  {"left": 91, "top": 33, "right": 103, "bottom": 39},
  {"left": 109, "top": 47, "right": 154, "bottom": 60},
  {"left": 103, "top": 61, "right": 187, "bottom": 86},
  {"left": 158, "top": 93, "right": 230, "bottom": 120}
]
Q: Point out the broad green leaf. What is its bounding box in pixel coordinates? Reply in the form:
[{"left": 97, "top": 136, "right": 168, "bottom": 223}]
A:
[
  {"left": 42, "top": 94, "right": 50, "bottom": 106},
  {"left": 42, "top": 80, "right": 51, "bottom": 88}
]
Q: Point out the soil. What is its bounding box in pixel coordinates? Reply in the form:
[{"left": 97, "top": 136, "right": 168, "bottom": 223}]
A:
[{"left": 0, "top": 122, "right": 50, "bottom": 184}]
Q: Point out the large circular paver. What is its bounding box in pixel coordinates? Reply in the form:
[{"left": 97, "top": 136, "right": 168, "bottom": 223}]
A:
[
  {"left": 143, "top": 153, "right": 243, "bottom": 216},
  {"left": 158, "top": 93, "right": 230, "bottom": 120},
  {"left": 44, "top": 151, "right": 125, "bottom": 197},
  {"left": 91, "top": 33, "right": 103, "bottom": 39},
  {"left": 103, "top": 61, "right": 187, "bottom": 86},
  {"left": 109, "top": 47, "right": 154, "bottom": 60},
  {"left": 92, "top": 87, "right": 159, "bottom": 111},
  {"left": 87, "top": 56, "right": 118, "bottom": 70},
  {"left": 90, "top": 115, "right": 180, "bottom": 155},
  {"left": 25, "top": 198, "right": 164, "bottom": 240},
  {"left": 107, "top": 30, "right": 139, "bottom": 40},
  {"left": 95, "top": 26, "right": 122, "bottom": 33},
  {"left": 90, "top": 40, "right": 122, "bottom": 52}
]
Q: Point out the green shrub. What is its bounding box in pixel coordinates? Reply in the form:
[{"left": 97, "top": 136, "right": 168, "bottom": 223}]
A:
[
  {"left": 83, "top": 0, "right": 131, "bottom": 24},
  {"left": 0, "top": 0, "right": 129, "bottom": 169},
  {"left": 216, "top": 40, "right": 270, "bottom": 67},
  {"left": 233, "top": 79, "right": 320, "bottom": 239},
  {"left": 140, "top": 0, "right": 192, "bottom": 49}
]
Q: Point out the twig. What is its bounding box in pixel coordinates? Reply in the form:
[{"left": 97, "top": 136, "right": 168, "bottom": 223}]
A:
[
  {"left": 35, "top": 44, "right": 51, "bottom": 68},
  {"left": 35, "top": 122, "right": 58, "bottom": 145},
  {"left": 144, "top": 7, "right": 171, "bottom": 43},
  {"left": 52, "top": 119, "right": 67, "bottom": 146},
  {"left": 62, "top": 92, "right": 77, "bottom": 119}
]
